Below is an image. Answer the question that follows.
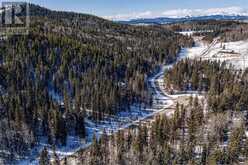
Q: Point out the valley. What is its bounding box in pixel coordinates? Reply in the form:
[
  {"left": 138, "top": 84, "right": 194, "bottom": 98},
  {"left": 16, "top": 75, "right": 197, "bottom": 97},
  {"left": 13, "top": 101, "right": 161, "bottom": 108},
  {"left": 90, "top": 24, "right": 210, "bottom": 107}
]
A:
[
  {"left": 60, "top": 31, "right": 248, "bottom": 164},
  {"left": 1, "top": 2, "right": 248, "bottom": 165},
  {"left": 59, "top": 33, "right": 212, "bottom": 165}
]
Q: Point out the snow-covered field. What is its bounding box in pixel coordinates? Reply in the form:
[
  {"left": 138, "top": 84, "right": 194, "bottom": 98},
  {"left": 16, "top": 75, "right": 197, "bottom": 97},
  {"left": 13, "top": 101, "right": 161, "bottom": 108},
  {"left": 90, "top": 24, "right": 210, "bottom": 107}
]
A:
[
  {"left": 185, "top": 37, "right": 248, "bottom": 69},
  {"left": 203, "top": 40, "right": 248, "bottom": 69}
]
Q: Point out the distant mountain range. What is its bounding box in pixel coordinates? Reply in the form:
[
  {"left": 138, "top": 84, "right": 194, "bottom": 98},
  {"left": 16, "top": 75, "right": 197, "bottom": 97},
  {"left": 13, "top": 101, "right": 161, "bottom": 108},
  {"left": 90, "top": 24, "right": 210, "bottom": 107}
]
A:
[{"left": 118, "top": 15, "right": 248, "bottom": 25}]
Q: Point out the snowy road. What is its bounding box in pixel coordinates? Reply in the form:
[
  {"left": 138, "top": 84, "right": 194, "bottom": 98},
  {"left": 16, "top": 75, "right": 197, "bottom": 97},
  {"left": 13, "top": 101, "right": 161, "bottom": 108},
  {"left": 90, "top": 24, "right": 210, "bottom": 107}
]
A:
[
  {"left": 58, "top": 33, "right": 248, "bottom": 164},
  {"left": 17, "top": 56, "right": 179, "bottom": 165},
  {"left": 18, "top": 34, "right": 199, "bottom": 165}
]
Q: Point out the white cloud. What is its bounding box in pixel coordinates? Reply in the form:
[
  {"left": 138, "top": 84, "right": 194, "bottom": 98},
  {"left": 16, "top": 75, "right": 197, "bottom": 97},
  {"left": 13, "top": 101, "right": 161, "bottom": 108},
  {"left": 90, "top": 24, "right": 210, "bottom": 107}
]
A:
[
  {"left": 162, "top": 6, "right": 248, "bottom": 18},
  {"left": 104, "top": 6, "right": 248, "bottom": 21},
  {"left": 103, "top": 11, "right": 154, "bottom": 21}
]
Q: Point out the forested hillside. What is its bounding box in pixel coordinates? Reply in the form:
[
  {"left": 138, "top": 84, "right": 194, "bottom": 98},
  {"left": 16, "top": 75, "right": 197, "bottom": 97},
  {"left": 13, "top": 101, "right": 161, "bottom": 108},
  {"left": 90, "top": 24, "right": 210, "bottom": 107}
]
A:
[
  {"left": 165, "top": 59, "right": 248, "bottom": 112},
  {"left": 0, "top": 4, "right": 194, "bottom": 162},
  {"left": 64, "top": 60, "right": 248, "bottom": 165}
]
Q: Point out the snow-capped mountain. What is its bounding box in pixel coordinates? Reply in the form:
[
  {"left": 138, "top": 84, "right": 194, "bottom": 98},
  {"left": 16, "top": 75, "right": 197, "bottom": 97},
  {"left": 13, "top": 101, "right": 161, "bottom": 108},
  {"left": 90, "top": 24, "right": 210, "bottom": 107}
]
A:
[
  {"left": 118, "top": 15, "right": 248, "bottom": 25},
  {"left": 108, "top": 7, "right": 248, "bottom": 25}
]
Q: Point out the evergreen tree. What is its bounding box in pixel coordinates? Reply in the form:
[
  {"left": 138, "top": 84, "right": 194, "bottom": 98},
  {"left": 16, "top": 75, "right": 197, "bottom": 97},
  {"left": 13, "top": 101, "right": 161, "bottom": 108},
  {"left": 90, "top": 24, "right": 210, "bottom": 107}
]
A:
[
  {"left": 99, "top": 129, "right": 109, "bottom": 164},
  {"left": 76, "top": 112, "right": 86, "bottom": 139},
  {"left": 89, "top": 133, "right": 100, "bottom": 165},
  {"left": 227, "top": 126, "right": 244, "bottom": 163},
  {"left": 52, "top": 145, "right": 60, "bottom": 165},
  {"left": 116, "top": 130, "right": 125, "bottom": 165},
  {"left": 39, "top": 147, "right": 50, "bottom": 165}
]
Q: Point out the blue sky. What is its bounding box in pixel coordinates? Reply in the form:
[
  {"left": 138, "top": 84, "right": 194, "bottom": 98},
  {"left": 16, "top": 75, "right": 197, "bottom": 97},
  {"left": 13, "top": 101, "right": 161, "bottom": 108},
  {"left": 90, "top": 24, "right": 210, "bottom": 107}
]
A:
[{"left": 13, "top": 0, "right": 248, "bottom": 19}]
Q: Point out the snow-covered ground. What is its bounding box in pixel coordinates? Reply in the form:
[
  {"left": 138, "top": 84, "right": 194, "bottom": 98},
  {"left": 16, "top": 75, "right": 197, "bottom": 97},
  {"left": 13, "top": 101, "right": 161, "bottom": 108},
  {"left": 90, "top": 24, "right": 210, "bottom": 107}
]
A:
[
  {"left": 203, "top": 40, "right": 248, "bottom": 69},
  {"left": 19, "top": 32, "right": 238, "bottom": 165},
  {"left": 178, "top": 30, "right": 213, "bottom": 36},
  {"left": 185, "top": 36, "right": 248, "bottom": 70},
  {"left": 17, "top": 55, "right": 181, "bottom": 165}
]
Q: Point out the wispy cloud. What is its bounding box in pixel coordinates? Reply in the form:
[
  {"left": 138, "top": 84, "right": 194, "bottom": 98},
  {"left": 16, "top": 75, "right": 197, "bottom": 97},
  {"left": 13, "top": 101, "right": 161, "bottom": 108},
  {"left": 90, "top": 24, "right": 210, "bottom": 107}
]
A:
[
  {"left": 104, "top": 6, "right": 248, "bottom": 21},
  {"left": 103, "top": 11, "right": 153, "bottom": 21},
  {"left": 162, "top": 6, "right": 248, "bottom": 18}
]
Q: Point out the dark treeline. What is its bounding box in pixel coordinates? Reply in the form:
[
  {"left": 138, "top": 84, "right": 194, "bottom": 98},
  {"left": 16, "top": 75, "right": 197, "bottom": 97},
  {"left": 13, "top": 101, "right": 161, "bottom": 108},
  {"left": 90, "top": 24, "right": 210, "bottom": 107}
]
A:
[
  {"left": 0, "top": 4, "right": 193, "bottom": 162},
  {"left": 165, "top": 20, "right": 245, "bottom": 32}
]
